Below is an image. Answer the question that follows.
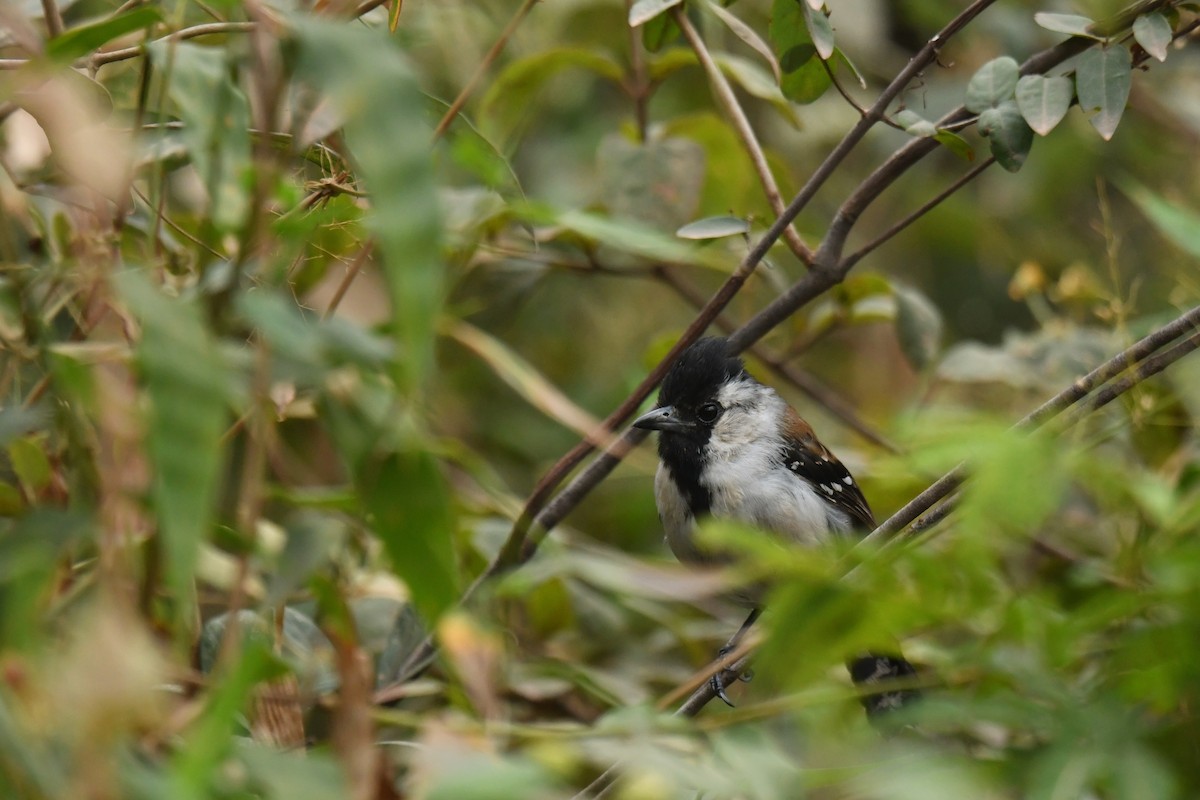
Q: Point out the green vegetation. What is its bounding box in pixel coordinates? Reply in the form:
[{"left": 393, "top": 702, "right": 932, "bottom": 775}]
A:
[{"left": 1, "top": 0, "right": 1199, "bottom": 797}]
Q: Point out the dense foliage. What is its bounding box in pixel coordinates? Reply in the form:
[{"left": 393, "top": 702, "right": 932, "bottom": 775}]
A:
[{"left": 1, "top": 0, "right": 1199, "bottom": 797}]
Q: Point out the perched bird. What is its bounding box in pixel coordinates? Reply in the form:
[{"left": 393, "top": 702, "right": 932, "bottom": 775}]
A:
[{"left": 633, "top": 336, "right": 917, "bottom": 717}]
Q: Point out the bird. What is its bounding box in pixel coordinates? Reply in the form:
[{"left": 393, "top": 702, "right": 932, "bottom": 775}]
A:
[{"left": 633, "top": 336, "right": 918, "bottom": 718}]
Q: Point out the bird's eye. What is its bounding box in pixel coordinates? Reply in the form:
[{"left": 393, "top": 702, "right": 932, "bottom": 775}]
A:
[{"left": 696, "top": 402, "right": 721, "bottom": 423}]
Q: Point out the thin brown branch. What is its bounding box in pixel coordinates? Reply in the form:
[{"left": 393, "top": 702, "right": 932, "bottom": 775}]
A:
[
  {"left": 432, "top": 0, "right": 540, "bottom": 141},
  {"left": 41, "top": 0, "right": 64, "bottom": 39},
  {"left": 322, "top": 239, "right": 375, "bottom": 320},
  {"left": 625, "top": 0, "right": 649, "bottom": 143},
  {"left": 841, "top": 156, "right": 995, "bottom": 271},
  {"left": 862, "top": 302, "right": 1200, "bottom": 544},
  {"left": 675, "top": 303, "right": 1200, "bottom": 720},
  {"left": 673, "top": 7, "right": 814, "bottom": 266},
  {"left": 655, "top": 265, "right": 899, "bottom": 452},
  {"left": 92, "top": 22, "right": 256, "bottom": 68}
]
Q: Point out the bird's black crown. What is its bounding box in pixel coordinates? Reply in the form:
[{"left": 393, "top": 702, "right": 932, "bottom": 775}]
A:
[{"left": 659, "top": 337, "right": 748, "bottom": 407}]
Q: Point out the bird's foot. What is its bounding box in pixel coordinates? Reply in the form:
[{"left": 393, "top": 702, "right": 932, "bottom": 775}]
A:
[{"left": 710, "top": 647, "right": 753, "bottom": 707}]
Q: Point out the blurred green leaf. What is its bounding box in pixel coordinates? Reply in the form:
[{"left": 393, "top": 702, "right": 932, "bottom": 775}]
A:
[
  {"left": 546, "top": 207, "right": 732, "bottom": 271},
  {"left": 894, "top": 284, "right": 944, "bottom": 370},
  {"left": 148, "top": 42, "right": 251, "bottom": 231},
  {"left": 7, "top": 436, "right": 50, "bottom": 493},
  {"left": 1033, "top": 12, "right": 1100, "bottom": 39},
  {"left": 360, "top": 448, "right": 458, "bottom": 626},
  {"left": 676, "top": 215, "right": 750, "bottom": 240},
  {"left": 448, "top": 320, "right": 602, "bottom": 440},
  {"left": 172, "top": 638, "right": 283, "bottom": 795},
  {"left": 769, "top": 0, "right": 831, "bottom": 103},
  {"left": 46, "top": 7, "right": 161, "bottom": 62},
  {"left": 597, "top": 134, "right": 705, "bottom": 232},
  {"left": 704, "top": 0, "right": 781, "bottom": 84},
  {"left": 1119, "top": 180, "right": 1200, "bottom": 259},
  {"left": 629, "top": 0, "right": 683, "bottom": 27},
  {"left": 1076, "top": 45, "right": 1132, "bottom": 141},
  {"left": 119, "top": 271, "right": 229, "bottom": 628},
  {"left": 292, "top": 17, "right": 443, "bottom": 398},
  {"left": 479, "top": 48, "right": 624, "bottom": 142}
]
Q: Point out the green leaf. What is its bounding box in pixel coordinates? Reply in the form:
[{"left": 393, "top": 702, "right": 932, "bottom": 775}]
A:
[
  {"left": 676, "top": 215, "right": 750, "bottom": 240},
  {"left": 934, "top": 129, "right": 975, "bottom": 160},
  {"left": 769, "top": 0, "right": 832, "bottom": 104},
  {"left": 1133, "top": 13, "right": 1172, "bottom": 62},
  {"left": 894, "top": 285, "right": 944, "bottom": 370},
  {"left": 360, "top": 449, "right": 458, "bottom": 626},
  {"left": 597, "top": 135, "right": 705, "bottom": 232},
  {"left": 265, "top": 513, "right": 346, "bottom": 607},
  {"left": 1033, "top": 12, "right": 1100, "bottom": 39},
  {"left": 172, "top": 638, "right": 282, "bottom": 794},
  {"left": 964, "top": 56, "right": 1019, "bottom": 113},
  {"left": 118, "top": 271, "right": 229, "bottom": 629},
  {"left": 641, "top": 11, "right": 681, "bottom": 52},
  {"left": 547, "top": 207, "right": 731, "bottom": 271},
  {"left": 629, "top": 0, "right": 683, "bottom": 27},
  {"left": 714, "top": 54, "right": 801, "bottom": 127},
  {"left": 7, "top": 436, "right": 50, "bottom": 493},
  {"left": 1120, "top": 180, "right": 1200, "bottom": 259},
  {"left": 1075, "top": 45, "right": 1132, "bottom": 141},
  {"left": 704, "top": 0, "right": 781, "bottom": 83},
  {"left": 147, "top": 42, "right": 251, "bottom": 232},
  {"left": 1015, "top": 74, "right": 1073, "bottom": 136},
  {"left": 479, "top": 48, "right": 625, "bottom": 142},
  {"left": 292, "top": 18, "right": 444, "bottom": 398},
  {"left": 46, "top": 6, "right": 162, "bottom": 62},
  {"left": 801, "top": 3, "right": 835, "bottom": 60},
  {"left": 894, "top": 109, "right": 936, "bottom": 138},
  {"left": 978, "top": 100, "right": 1033, "bottom": 172}
]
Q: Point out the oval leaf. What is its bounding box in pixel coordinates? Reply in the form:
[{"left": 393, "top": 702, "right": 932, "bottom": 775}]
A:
[
  {"left": 630, "top": 0, "right": 683, "bottom": 27},
  {"left": 894, "top": 109, "right": 936, "bottom": 138},
  {"left": 46, "top": 6, "right": 161, "bottom": 62},
  {"left": 934, "top": 129, "right": 975, "bottom": 161},
  {"left": 676, "top": 215, "right": 751, "bottom": 240},
  {"left": 802, "top": 4, "right": 835, "bottom": 60},
  {"left": 894, "top": 285, "right": 944, "bottom": 370},
  {"left": 965, "top": 56, "right": 1019, "bottom": 113},
  {"left": 978, "top": 100, "right": 1033, "bottom": 172},
  {"left": 1133, "top": 13, "right": 1172, "bottom": 62},
  {"left": 1033, "top": 12, "right": 1100, "bottom": 39},
  {"left": 1015, "top": 74, "right": 1073, "bottom": 136},
  {"left": 705, "top": 0, "right": 781, "bottom": 84},
  {"left": 1075, "top": 45, "right": 1132, "bottom": 141}
]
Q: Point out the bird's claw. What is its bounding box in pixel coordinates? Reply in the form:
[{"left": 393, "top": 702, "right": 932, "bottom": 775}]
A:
[{"left": 711, "top": 672, "right": 735, "bottom": 707}]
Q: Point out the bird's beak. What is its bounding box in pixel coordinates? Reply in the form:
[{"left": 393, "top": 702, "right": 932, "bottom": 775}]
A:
[{"left": 632, "top": 405, "right": 692, "bottom": 433}]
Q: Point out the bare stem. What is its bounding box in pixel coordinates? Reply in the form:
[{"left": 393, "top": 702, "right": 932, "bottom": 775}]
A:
[
  {"left": 674, "top": 8, "right": 813, "bottom": 265},
  {"left": 432, "top": 0, "right": 540, "bottom": 140}
]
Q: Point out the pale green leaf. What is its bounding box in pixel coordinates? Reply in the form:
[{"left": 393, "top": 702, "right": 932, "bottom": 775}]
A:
[
  {"left": 978, "top": 100, "right": 1033, "bottom": 172},
  {"left": 119, "top": 271, "right": 229, "bottom": 630},
  {"left": 965, "top": 56, "right": 1019, "bottom": 113},
  {"left": 1133, "top": 13, "right": 1172, "bottom": 62},
  {"left": 1033, "top": 12, "right": 1100, "bottom": 39},
  {"left": 292, "top": 18, "right": 442, "bottom": 397},
  {"left": 629, "top": 0, "right": 683, "bottom": 27},
  {"left": 704, "top": 0, "right": 781, "bottom": 83},
  {"left": 1015, "top": 74, "right": 1073, "bottom": 135},
  {"left": 1075, "top": 45, "right": 1132, "bottom": 140},
  {"left": 676, "top": 215, "right": 750, "bottom": 240}
]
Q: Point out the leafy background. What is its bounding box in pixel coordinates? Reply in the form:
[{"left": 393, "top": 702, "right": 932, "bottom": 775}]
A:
[{"left": 1, "top": 0, "right": 1199, "bottom": 797}]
